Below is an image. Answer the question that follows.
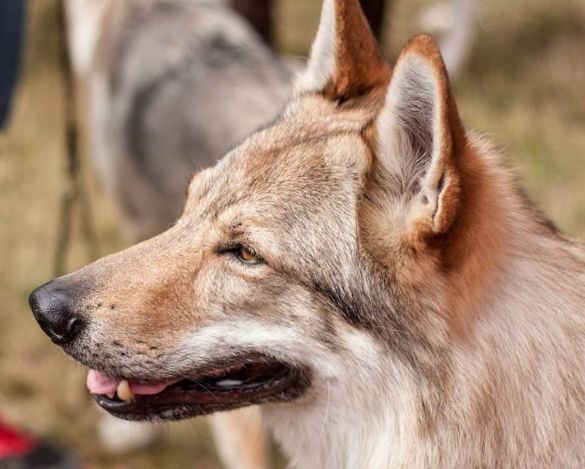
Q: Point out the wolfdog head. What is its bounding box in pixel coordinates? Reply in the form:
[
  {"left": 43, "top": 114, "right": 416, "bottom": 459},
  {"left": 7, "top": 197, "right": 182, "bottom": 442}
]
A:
[{"left": 30, "top": 0, "right": 507, "bottom": 431}]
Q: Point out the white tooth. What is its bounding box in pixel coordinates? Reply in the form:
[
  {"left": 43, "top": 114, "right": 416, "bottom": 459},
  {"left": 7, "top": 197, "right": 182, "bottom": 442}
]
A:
[
  {"left": 216, "top": 379, "right": 243, "bottom": 387},
  {"left": 107, "top": 393, "right": 115, "bottom": 400},
  {"left": 117, "top": 380, "right": 135, "bottom": 401}
]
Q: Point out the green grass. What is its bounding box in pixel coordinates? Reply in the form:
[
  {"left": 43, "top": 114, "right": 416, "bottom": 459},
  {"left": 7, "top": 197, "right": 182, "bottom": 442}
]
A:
[{"left": 0, "top": 0, "right": 584, "bottom": 467}]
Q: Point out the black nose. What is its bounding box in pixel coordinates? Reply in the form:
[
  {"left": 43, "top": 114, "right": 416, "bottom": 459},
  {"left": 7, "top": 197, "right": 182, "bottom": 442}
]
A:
[{"left": 29, "top": 281, "right": 84, "bottom": 345}]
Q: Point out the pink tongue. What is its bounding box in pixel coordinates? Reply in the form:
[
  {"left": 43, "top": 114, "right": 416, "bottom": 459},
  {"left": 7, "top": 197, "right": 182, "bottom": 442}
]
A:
[
  {"left": 87, "top": 370, "right": 119, "bottom": 394},
  {"left": 130, "top": 382, "right": 171, "bottom": 395},
  {"left": 86, "top": 370, "right": 174, "bottom": 396}
]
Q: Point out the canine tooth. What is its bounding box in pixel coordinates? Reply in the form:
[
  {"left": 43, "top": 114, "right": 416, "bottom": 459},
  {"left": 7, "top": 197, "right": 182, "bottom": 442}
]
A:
[
  {"left": 216, "top": 379, "right": 243, "bottom": 387},
  {"left": 117, "top": 380, "right": 135, "bottom": 401}
]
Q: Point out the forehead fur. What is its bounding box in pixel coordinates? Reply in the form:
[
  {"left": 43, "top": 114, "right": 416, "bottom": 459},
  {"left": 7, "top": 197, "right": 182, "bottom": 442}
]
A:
[{"left": 184, "top": 95, "right": 382, "bottom": 221}]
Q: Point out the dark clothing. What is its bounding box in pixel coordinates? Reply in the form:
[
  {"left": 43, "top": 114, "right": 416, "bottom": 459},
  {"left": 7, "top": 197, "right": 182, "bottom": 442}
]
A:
[
  {"left": 231, "top": 0, "right": 274, "bottom": 45},
  {"left": 231, "top": 0, "right": 388, "bottom": 47},
  {"left": 359, "top": 0, "right": 388, "bottom": 40},
  {"left": 0, "top": 0, "right": 26, "bottom": 130}
]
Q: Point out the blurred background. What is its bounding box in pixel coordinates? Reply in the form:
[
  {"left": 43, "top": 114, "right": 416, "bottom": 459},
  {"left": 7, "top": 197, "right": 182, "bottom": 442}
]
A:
[{"left": 0, "top": 0, "right": 584, "bottom": 467}]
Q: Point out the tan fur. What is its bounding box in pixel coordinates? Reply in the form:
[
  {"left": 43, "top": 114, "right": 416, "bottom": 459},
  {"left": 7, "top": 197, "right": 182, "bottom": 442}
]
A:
[
  {"left": 324, "top": 0, "right": 389, "bottom": 99},
  {"left": 209, "top": 407, "right": 268, "bottom": 469},
  {"left": 39, "top": 1, "right": 585, "bottom": 467}
]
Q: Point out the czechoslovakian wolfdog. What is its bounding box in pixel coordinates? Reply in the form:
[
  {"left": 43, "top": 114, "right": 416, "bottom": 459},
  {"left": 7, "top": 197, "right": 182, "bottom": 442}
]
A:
[{"left": 33, "top": 0, "right": 584, "bottom": 467}]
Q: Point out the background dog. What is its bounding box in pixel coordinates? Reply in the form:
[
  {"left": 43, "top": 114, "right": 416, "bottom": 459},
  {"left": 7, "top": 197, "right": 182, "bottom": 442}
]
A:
[{"left": 66, "top": 0, "right": 293, "bottom": 242}]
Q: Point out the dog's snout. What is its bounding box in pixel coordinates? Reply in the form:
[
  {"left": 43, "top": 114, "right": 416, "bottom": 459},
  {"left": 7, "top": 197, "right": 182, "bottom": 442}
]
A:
[{"left": 29, "top": 281, "right": 84, "bottom": 345}]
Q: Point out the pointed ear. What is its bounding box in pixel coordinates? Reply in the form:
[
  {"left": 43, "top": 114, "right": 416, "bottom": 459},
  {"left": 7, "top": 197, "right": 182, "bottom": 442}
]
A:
[
  {"left": 295, "top": 0, "right": 389, "bottom": 100},
  {"left": 376, "top": 34, "right": 465, "bottom": 235}
]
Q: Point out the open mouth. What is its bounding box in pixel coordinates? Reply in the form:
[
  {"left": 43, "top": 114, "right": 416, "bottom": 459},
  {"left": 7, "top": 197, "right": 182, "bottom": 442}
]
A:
[{"left": 88, "top": 356, "right": 310, "bottom": 421}]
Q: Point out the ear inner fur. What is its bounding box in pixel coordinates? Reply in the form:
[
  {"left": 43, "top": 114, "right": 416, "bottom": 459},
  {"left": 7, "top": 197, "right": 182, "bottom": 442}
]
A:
[
  {"left": 377, "top": 34, "right": 466, "bottom": 239},
  {"left": 363, "top": 36, "right": 510, "bottom": 333}
]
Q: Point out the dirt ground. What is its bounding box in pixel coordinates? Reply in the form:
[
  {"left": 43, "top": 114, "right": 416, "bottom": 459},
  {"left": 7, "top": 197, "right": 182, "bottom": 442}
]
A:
[{"left": 0, "top": 0, "right": 584, "bottom": 467}]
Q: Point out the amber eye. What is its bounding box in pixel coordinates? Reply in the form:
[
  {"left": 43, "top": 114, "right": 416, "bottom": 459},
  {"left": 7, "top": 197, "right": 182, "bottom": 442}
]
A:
[
  {"left": 230, "top": 245, "right": 263, "bottom": 265},
  {"left": 238, "top": 246, "right": 257, "bottom": 262},
  {"left": 219, "top": 244, "right": 263, "bottom": 265}
]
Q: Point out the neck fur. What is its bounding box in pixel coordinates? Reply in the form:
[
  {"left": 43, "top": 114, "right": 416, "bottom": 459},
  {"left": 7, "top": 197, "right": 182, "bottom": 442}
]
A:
[{"left": 264, "top": 136, "right": 585, "bottom": 468}]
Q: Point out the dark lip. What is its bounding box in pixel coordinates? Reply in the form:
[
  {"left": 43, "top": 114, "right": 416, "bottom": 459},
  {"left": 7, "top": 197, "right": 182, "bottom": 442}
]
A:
[{"left": 93, "top": 357, "right": 311, "bottom": 421}]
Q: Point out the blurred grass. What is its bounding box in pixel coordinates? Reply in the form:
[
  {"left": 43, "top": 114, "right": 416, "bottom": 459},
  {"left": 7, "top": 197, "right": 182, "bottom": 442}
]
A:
[{"left": 0, "top": 0, "right": 584, "bottom": 467}]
